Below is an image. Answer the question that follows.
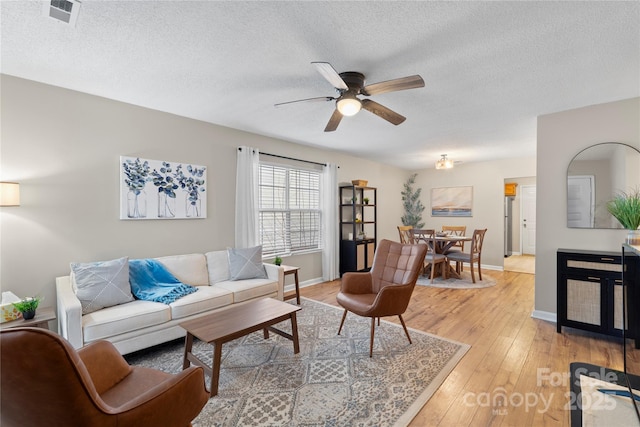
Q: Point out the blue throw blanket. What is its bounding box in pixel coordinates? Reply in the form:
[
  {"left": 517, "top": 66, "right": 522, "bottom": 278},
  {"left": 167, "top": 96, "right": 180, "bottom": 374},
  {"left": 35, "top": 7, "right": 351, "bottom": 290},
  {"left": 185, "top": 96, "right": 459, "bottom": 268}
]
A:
[{"left": 129, "top": 259, "right": 197, "bottom": 304}]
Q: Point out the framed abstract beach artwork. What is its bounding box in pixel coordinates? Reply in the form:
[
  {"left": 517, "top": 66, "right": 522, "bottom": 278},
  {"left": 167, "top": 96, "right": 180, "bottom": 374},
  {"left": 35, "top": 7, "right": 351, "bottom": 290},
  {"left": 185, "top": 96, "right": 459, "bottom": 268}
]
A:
[
  {"left": 431, "top": 186, "right": 473, "bottom": 217},
  {"left": 120, "top": 156, "right": 207, "bottom": 220}
]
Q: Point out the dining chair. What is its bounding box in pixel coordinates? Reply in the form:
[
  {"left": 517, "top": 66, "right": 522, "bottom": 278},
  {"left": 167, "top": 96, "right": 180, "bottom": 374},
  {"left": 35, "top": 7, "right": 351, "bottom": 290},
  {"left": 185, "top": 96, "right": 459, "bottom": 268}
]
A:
[
  {"left": 397, "top": 225, "right": 414, "bottom": 244},
  {"left": 446, "top": 228, "right": 487, "bottom": 283},
  {"left": 411, "top": 229, "right": 448, "bottom": 283},
  {"left": 441, "top": 225, "right": 466, "bottom": 252},
  {"left": 442, "top": 225, "right": 467, "bottom": 271}
]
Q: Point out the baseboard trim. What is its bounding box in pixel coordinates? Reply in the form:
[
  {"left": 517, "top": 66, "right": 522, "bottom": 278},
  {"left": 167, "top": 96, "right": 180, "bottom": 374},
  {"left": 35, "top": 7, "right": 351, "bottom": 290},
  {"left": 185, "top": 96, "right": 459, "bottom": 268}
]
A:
[
  {"left": 284, "top": 277, "right": 324, "bottom": 293},
  {"left": 531, "top": 310, "right": 557, "bottom": 323}
]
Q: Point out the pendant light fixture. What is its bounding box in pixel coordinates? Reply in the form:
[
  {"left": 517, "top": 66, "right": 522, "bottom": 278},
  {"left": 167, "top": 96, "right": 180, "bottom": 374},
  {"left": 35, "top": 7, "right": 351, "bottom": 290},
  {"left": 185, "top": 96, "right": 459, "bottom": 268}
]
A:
[{"left": 435, "top": 154, "right": 454, "bottom": 170}]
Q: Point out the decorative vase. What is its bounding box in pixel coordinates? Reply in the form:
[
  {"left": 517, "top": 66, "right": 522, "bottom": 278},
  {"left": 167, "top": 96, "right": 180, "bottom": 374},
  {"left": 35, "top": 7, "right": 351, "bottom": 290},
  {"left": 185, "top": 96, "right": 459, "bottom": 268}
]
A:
[
  {"left": 127, "top": 189, "right": 147, "bottom": 218},
  {"left": 21, "top": 309, "right": 36, "bottom": 320},
  {"left": 186, "top": 198, "right": 201, "bottom": 218},
  {"left": 627, "top": 230, "right": 640, "bottom": 245},
  {"left": 158, "top": 192, "right": 176, "bottom": 218}
]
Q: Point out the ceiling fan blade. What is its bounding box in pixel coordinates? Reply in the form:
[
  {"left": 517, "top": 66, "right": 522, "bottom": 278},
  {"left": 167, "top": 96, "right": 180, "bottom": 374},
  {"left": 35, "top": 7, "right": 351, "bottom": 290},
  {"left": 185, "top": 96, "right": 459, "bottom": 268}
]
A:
[
  {"left": 274, "top": 96, "right": 335, "bottom": 107},
  {"left": 312, "top": 62, "right": 349, "bottom": 90},
  {"left": 361, "top": 75, "right": 425, "bottom": 96},
  {"left": 324, "top": 109, "right": 343, "bottom": 132},
  {"left": 361, "top": 99, "right": 406, "bottom": 125}
]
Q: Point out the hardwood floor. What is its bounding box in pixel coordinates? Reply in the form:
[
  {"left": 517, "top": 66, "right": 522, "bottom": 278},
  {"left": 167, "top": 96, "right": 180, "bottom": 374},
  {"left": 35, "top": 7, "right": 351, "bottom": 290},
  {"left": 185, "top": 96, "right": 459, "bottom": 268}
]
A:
[
  {"left": 293, "top": 271, "right": 624, "bottom": 426},
  {"left": 504, "top": 254, "right": 536, "bottom": 275}
]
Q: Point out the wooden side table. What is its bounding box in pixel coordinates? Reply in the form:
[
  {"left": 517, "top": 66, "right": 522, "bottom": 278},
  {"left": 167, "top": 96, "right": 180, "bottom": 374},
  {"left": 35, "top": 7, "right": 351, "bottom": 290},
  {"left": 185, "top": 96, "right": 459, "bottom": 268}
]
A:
[
  {"left": 281, "top": 265, "right": 301, "bottom": 305},
  {"left": 0, "top": 306, "right": 56, "bottom": 331}
]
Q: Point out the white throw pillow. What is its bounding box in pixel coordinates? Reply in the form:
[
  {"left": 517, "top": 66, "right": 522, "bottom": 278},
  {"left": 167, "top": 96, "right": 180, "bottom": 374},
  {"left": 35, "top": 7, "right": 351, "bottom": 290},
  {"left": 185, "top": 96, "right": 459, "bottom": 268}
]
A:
[
  {"left": 227, "top": 246, "right": 267, "bottom": 281},
  {"left": 70, "top": 257, "right": 134, "bottom": 314},
  {"left": 205, "top": 250, "right": 231, "bottom": 284}
]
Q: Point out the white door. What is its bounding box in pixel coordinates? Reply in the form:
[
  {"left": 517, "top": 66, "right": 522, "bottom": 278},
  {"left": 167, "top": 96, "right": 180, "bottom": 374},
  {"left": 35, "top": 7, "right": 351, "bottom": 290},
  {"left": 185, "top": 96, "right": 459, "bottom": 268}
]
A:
[
  {"left": 521, "top": 185, "right": 536, "bottom": 255},
  {"left": 567, "top": 175, "right": 595, "bottom": 228}
]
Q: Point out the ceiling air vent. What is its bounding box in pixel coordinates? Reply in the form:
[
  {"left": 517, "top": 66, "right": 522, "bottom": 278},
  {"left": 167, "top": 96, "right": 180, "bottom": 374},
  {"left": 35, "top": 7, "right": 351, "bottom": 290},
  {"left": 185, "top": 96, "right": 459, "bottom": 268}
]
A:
[{"left": 43, "top": 0, "right": 81, "bottom": 26}]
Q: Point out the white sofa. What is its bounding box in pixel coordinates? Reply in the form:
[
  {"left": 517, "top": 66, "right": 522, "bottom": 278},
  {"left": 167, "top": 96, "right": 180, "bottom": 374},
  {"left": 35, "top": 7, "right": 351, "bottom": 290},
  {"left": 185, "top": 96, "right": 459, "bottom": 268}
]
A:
[{"left": 56, "top": 250, "right": 284, "bottom": 354}]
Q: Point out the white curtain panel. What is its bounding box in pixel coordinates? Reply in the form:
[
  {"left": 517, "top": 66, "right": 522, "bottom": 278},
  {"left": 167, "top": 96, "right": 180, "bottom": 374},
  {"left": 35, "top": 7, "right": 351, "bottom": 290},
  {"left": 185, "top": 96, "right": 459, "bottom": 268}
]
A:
[
  {"left": 322, "top": 163, "right": 339, "bottom": 281},
  {"left": 235, "top": 146, "right": 260, "bottom": 248}
]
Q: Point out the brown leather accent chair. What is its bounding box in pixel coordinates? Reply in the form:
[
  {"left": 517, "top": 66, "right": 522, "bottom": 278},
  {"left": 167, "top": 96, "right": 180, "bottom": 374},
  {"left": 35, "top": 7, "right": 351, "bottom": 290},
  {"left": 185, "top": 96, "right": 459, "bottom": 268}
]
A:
[
  {"left": 1, "top": 327, "right": 209, "bottom": 427},
  {"left": 337, "top": 239, "right": 427, "bottom": 357}
]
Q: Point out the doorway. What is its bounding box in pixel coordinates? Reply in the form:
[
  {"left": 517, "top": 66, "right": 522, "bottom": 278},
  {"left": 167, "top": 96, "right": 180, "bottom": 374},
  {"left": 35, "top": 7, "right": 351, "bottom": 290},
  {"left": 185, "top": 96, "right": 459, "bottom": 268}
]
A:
[
  {"left": 503, "top": 177, "right": 536, "bottom": 274},
  {"left": 521, "top": 185, "right": 536, "bottom": 255}
]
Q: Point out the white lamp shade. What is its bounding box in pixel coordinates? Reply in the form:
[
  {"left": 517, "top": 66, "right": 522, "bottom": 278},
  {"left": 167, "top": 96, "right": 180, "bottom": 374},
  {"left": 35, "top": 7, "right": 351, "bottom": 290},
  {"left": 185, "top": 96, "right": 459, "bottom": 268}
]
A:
[
  {"left": 336, "top": 97, "right": 362, "bottom": 116},
  {"left": 0, "top": 182, "right": 20, "bottom": 206}
]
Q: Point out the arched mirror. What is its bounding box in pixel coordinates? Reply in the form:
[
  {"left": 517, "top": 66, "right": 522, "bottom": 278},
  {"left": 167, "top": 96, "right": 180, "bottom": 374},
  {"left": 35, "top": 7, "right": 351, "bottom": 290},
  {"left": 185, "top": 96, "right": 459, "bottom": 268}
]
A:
[{"left": 567, "top": 142, "right": 640, "bottom": 228}]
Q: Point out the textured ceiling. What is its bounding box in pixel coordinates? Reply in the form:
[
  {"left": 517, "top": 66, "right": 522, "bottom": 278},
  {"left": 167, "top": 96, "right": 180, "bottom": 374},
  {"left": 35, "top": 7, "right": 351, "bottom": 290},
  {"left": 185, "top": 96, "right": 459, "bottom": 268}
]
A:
[{"left": 2, "top": 1, "right": 639, "bottom": 169}]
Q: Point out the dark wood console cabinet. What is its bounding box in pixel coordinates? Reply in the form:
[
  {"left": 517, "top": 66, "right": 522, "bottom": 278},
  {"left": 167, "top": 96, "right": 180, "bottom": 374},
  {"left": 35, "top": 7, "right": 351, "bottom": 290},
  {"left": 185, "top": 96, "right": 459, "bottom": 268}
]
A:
[{"left": 557, "top": 249, "right": 623, "bottom": 337}]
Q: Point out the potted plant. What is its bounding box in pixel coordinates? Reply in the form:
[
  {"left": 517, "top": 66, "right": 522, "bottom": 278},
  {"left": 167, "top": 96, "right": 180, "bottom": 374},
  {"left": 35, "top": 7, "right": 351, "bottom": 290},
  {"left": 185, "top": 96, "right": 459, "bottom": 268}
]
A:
[
  {"left": 363, "top": 197, "right": 370, "bottom": 205},
  {"left": 274, "top": 256, "right": 282, "bottom": 266},
  {"left": 607, "top": 188, "right": 640, "bottom": 244},
  {"left": 12, "top": 296, "right": 41, "bottom": 320}
]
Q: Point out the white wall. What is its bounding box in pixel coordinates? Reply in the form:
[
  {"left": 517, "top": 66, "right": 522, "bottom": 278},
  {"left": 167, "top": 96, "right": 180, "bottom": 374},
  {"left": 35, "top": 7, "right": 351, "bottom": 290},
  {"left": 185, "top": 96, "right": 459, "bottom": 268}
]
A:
[
  {"left": 0, "top": 75, "right": 407, "bottom": 307},
  {"left": 411, "top": 158, "right": 537, "bottom": 269},
  {"left": 7, "top": 76, "right": 631, "bottom": 323},
  {"left": 535, "top": 97, "right": 640, "bottom": 317}
]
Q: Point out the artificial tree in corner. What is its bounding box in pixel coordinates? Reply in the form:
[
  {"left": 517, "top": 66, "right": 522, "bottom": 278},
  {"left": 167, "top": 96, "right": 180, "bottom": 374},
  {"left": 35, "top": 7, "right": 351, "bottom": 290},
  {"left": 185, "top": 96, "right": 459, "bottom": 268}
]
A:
[
  {"left": 401, "top": 173, "right": 425, "bottom": 228},
  {"left": 607, "top": 188, "right": 640, "bottom": 244}
]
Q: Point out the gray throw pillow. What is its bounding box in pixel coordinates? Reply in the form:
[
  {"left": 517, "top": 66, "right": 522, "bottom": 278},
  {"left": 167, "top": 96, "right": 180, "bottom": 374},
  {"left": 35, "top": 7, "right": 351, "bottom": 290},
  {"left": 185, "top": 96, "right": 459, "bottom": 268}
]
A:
[
  {"left": 227, "top": 246, "right": 267, "bottom": 281},
  {"left": 70, "top": 257, "right": 134, "bottom": 314}
]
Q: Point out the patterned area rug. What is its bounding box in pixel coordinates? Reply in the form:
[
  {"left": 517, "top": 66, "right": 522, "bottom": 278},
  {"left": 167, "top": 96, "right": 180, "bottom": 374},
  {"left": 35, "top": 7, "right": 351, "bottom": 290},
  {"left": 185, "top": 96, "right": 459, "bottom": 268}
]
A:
[
  {"left": 125, "top": 298, "right": 470, "bottom": 427},
  {"left": 416, "top": 270, "right": 497, "bottom": 289}
]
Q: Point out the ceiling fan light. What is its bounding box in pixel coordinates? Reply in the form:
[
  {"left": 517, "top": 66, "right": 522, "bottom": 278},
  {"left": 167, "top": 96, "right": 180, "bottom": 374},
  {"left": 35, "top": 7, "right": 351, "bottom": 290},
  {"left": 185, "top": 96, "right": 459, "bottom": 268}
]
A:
[
  {"left": 336, "top": 96, "right": 361, "bottom": 116},
  {"left": 436, "top": 154, "right": 454, "bottom": 170}
]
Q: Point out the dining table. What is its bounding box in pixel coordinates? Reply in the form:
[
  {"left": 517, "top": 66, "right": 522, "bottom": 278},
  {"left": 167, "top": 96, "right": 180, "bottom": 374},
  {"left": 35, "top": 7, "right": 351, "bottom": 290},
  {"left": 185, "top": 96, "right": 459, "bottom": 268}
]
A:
[{"left": 410, "top": 230, "right": 472, "bottom": 279}]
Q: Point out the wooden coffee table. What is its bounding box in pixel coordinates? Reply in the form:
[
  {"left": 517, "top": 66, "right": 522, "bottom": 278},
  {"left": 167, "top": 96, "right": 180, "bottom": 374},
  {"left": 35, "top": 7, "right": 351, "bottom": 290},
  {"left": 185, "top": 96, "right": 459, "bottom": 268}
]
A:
[{"left": 180, "top": 298, "right": 301, "bottom": 397}]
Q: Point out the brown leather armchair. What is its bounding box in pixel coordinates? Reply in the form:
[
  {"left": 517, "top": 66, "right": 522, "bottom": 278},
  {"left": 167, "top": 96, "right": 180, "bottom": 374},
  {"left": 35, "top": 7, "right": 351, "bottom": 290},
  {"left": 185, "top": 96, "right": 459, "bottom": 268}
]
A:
[
  {"left": 1, "top": 327, "right": 209, "bottom": 427},
  {"left": 337, "top": 239, "right": 427, "bottom": 357}
]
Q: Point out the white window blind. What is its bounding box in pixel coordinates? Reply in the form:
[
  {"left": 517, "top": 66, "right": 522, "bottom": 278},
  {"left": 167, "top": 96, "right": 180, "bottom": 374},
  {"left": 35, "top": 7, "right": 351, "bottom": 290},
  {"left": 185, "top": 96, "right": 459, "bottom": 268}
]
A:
[{"left": 259, "top": 163, "right": 321, "bottom": 256}]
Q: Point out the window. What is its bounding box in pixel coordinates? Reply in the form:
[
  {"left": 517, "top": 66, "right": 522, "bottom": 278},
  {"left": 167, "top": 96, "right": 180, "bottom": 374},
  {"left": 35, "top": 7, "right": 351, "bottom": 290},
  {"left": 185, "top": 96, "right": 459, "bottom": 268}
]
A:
[{"left": 259, "top": 163, "right": 321, "bottom": 256}]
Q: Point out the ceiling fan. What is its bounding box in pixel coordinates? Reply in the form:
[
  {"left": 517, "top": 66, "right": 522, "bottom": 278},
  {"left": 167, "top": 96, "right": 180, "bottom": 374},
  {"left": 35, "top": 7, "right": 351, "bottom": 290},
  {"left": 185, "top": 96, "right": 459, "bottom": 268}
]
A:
[{"left": 275, "top": 62, "right": 425, "bottom": 132}]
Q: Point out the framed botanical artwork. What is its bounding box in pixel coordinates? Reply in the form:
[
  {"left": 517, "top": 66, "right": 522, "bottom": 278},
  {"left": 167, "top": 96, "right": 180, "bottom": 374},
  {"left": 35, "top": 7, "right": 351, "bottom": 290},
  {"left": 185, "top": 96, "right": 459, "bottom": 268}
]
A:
[
  {"left": 431, "top": 186, "right": 472, "bottom": 217},
  {"left": 120, "top": 156, "right": 207, "bottom": 220}
]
